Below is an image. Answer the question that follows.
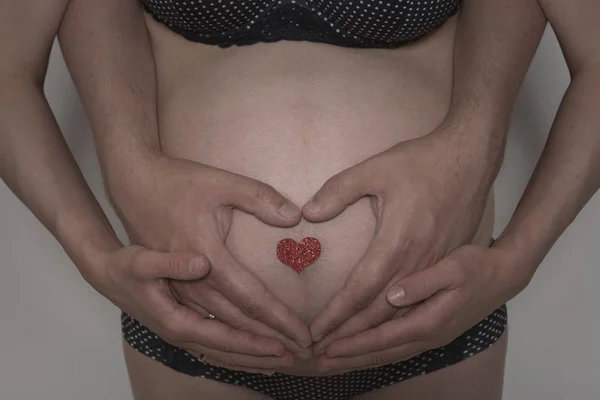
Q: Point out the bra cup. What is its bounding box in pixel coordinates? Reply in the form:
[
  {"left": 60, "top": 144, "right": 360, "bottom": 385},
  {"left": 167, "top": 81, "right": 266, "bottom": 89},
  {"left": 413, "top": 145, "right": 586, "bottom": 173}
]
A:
[
  {"left": 308, "top": 0, "right": 460, "bottom": 43},
  {"left": 162, "top": 0, "right": 280, "bottom": 34},
  {"left": 141, "top": 0, "right": 460, "bottom": 47}
]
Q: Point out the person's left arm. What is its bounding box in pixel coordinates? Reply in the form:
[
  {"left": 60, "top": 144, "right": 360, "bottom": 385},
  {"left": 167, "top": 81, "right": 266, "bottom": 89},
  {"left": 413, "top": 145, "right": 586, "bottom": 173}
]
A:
[
  {"left": 303, "top": 0, "right": 547, "bottom": 366},
  {"left": 316, "top": 0, "right": 600, "bottom": 372}
]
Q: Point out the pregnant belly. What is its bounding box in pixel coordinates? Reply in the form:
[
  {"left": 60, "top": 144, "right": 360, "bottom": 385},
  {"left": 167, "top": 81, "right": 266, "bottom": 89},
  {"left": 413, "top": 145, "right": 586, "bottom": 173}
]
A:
[
  {"left": 158, "top": 80, "right": 458, "bottom": 323},
  {"left": 151, "top": 30, "right": 493, "bottom": 374}
]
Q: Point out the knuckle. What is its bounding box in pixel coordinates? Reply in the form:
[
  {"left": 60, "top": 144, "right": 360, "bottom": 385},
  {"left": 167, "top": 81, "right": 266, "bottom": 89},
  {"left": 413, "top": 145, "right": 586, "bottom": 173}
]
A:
[
  {"left": 230, "top": 318, "right": 249, "bottom": 331},
  {"left": 254, "top": 182, "right": 275, "bottom": 204},
  {"left": 129, "top": 248, "right": 147, "bottom": 278},
  {"left": 347, "top": 276, "right": 381, "bottom": 312},
  {"left": 349, "top": 290, "right": 373, "bottom": 312},
  {"left": 242, "top": 302, "right": 261, "bottom": 319},
  {"left": 239, "top": 294, "right": 263, "bottom": 320},
  {"left": 211, "top": 340, "right": 231, "bottom": 353},
  {"left": 168, "top": 253, "right": 188, "bottom": 277},
  {"left": 323, "top": 176, "right": 343, "bottom": 198}
]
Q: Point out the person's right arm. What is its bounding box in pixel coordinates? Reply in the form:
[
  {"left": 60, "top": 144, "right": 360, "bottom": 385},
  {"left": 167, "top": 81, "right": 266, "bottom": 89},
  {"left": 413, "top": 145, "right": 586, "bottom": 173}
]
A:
[
  {"left": 0, "top": 0, "right": 124, "bottom": 277},
  {"left": 0, "top": 0, "right": 293, "bottom": 370},
  {"left": 56, "top": 0, "right": 313, "bottom": 365}
]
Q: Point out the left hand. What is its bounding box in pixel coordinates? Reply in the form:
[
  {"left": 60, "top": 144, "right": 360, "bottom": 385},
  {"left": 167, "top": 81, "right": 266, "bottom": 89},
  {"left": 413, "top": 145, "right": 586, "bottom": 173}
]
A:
[
  {"left": 315, "top": 243, "right": 527, "bottom": 371},
  {"left": 303, "top": 124, "right": 502, "bottom": 347}
]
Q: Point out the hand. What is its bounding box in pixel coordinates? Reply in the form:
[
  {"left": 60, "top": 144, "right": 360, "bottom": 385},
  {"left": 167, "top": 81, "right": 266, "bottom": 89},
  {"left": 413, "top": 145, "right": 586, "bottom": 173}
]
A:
[
  {"left": 104, "top": 154, "right": 312, "bottom": 370},
  {"left": 303, "top": 125, "right": 503, "bottom": 348},
  {"left": 314, "top": 243, "right": 526, "bottom": 371},
  {"left": 87, "top": 244, "right": 297, "bottom": 370}
]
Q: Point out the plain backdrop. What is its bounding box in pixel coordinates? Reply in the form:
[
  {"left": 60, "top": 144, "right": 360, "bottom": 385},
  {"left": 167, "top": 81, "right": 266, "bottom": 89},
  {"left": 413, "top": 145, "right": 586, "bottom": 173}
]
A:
[{"left": 1, "top": 27, "right": 598, "bottom": 400}]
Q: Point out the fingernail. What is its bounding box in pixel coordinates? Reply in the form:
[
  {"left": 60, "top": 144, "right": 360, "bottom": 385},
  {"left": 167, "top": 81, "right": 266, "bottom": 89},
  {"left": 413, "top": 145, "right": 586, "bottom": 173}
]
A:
[
  {"left": 387, "top": 287, "right": 406, "bottom": 306},
  {"left": 279, "top": 203, "right": 300, "bottom": 218},
  {"left": 305, "top": 199, "right": 322, "bottom": 214},
  {"left": 189, "top": 257, "right": 205, "bottom": 274}
]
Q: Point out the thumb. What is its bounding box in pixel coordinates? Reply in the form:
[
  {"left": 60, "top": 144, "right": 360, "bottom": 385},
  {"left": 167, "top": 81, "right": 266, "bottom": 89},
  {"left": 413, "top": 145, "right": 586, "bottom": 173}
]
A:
[
  {"left": 226, "top": 176, "right": 302, "bottom": 227},
  {"left": 386, "top": 264, "right": 454, "bottom": 307},
  {"left": 134, "top": 250, "right": 211, "bottom": 281},
  {"left": 302, "top": 167, "right": 369, "bottom": 222}
]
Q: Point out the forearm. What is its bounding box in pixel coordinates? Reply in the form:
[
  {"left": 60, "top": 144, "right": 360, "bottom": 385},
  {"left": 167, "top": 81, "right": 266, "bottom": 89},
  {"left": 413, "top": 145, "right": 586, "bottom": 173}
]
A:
[
  {"left": 445, "top": 0, "right": 547, "bottom": 166},
  {"left": 496, "top": 63, "right": 600, "bottom": 282},
  {"left": 57, "top": 0, "right": 160, "bottom": 189},
  {"left": 0, "top": 77, "right": 122, "bottom": 276}
]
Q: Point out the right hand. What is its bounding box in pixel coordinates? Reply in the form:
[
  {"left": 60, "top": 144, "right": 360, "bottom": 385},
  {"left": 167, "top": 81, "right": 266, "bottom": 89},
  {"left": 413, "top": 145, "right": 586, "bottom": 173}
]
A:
[
  {"left": 100, "top": 154, "right": 312, "bottom": 369},
  {"left": 88, "top": 245, "right": 297, "bottom": 370}
]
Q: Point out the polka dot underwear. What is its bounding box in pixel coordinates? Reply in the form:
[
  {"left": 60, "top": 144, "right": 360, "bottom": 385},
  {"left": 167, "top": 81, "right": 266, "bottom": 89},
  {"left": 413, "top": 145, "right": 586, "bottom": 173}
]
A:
[
  {"left": 122, "top": 239, "right": 507, "bottom": 400},
  {"left": 141, "top": 0, "right": 461, "bottom": 48}
]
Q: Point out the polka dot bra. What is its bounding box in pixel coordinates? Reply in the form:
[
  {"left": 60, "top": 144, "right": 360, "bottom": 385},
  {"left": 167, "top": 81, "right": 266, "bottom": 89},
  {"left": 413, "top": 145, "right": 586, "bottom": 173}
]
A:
[{"left": 141, "top": 0, "right": 461, "bottom": 48}]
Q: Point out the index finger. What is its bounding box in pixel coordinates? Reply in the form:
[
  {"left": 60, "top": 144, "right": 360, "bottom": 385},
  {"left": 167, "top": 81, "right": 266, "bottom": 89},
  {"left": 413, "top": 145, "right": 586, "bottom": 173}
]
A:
[
  {"left": 310, "top": 217, "right": 402, "bottom": 341},
  {"left": 210, "top": 243, "right": 313, "bottom": 348},
  {"left": 325, "top": 316, "right": 425, "bottom": 358},
  {"left": 139, "top": 283, "right": 286, "bottom": 356}
]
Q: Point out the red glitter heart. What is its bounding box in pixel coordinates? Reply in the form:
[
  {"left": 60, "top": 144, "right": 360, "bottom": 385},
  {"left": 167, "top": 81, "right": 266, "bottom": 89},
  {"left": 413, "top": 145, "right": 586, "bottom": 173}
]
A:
[{"left": 276, "top": 237, "right": 321, "bottom": 273}]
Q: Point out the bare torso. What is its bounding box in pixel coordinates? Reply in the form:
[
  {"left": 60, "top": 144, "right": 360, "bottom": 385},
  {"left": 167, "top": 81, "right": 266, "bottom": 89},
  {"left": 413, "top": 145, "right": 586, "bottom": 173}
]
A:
[{"left": 144, "top": 12, "right": 494, "bottom": 376}]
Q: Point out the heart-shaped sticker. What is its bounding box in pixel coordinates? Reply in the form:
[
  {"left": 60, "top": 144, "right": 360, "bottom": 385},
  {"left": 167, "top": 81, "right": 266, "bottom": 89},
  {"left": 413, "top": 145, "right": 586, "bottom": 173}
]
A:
[{"left": 276, "top": 237, "right": 321, "bottom": 273}]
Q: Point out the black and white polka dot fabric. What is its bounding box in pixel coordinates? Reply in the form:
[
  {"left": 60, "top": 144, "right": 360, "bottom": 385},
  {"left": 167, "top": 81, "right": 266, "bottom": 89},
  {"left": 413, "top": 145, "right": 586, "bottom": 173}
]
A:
[
  {"left": 123, "top": 239, "right": 507, "bottom": 400},
  {"left": 141, "top": 0, "right": 461, "bottom": 48},
  {"left": 122, "top": 307, "right": 507, "bottom": 399}
]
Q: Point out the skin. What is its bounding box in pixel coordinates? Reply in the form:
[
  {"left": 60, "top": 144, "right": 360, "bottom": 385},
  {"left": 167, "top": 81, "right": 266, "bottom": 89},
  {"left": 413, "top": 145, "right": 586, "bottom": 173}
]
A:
[
  {"left": 54, "top": 0, "right": 512, "bottom": 376},
  {"left": 58, "top": 0, "right": 312, "bottom": 369},
  {"left": 58, "top": 0, "right": 499, "bottom": 377},
  {"left": 0, "top": 0, "right": 275, "bottom": 368},
  {"left": 317, "top": 0, "right": 600, "bottom": 371},
  {"left": 0, "top": 0, "right": 597, "bottom": 400},
  {"left": 308, "top": 0, "right": 547, "bottom": 355}
]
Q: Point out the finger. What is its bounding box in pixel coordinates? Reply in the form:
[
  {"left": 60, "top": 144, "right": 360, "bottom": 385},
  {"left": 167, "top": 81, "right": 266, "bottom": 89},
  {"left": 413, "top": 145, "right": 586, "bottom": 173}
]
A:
[
  {"left": 302, "top": 165, "right": 373, "bottom": 222},
  {"left": 223, "top": 174, "right": 302, "bottom": 227},
  {"left": 203, "top": 363, "right": 277, "bottom": 375},
  {"left": 149, "top": 286, "right": 286, "bottom": 356},
  {"left": 131, "top": 248, "right": 211, "bottom": 281},
  {"left": 211, "top": 245, "right": 313, "bottom": 348},
  {"left": 199, "top": 358, "right": 278, "bottom": 375},
  {"left": 316, "top": 342, "right": 426, "bottom": 372},
  {"left": 183, "top": 301, "right": 211, "bottom": 318},
  {"left": 313, "top": 290, "right": 401, "bottom": 355},
  {"left": 310, "top": 217, "right": 401, "bottom": 341},
  {"left": 386, "top": 261, "right": 457, "bottom": 308},
  {"left": 313, "top": 269, "right": 415, "bottom": 353},
  {"left": 183, "top": 345, "right": 295, "bottom": 370},
  {"left": 324, "top": 317, "right": 425, "bottom": 358},
  {"left": 180, "top": 287, "right": 312, "bottom": 360}
]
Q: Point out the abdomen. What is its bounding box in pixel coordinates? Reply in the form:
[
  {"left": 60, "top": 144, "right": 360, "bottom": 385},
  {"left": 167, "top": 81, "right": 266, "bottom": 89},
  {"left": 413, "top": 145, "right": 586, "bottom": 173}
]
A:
[{"left": 148, "top": 15, "right": 493, "bottom": 325}]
